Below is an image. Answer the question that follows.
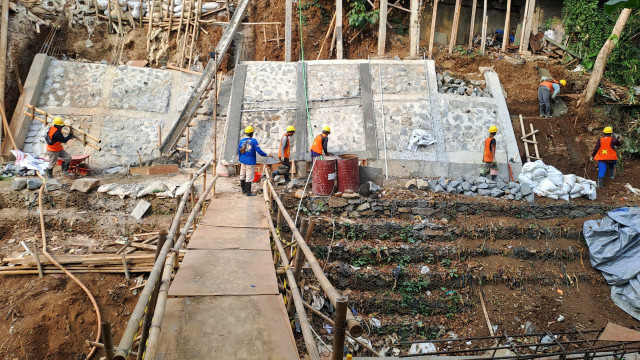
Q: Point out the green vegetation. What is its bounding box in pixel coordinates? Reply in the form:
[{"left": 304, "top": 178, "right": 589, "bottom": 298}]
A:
[
  {"left": 346, "top": 0, "right": 379, "bottom": 29},
  {"left": 562, "top": 0, "right": 640, "bottom": 86}
]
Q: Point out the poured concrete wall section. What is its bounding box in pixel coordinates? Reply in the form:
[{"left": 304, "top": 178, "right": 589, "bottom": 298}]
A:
[
  {"left": 223, "top": 59, "right": 522, "bottom": 180},
  {"left": 12, "top": 58, "right": 199, "bottom": 168}
]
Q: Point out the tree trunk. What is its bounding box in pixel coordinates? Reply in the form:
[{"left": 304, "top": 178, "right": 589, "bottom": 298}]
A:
[{"left": 578, "top": 8, "right": 632, "bottom": 108}]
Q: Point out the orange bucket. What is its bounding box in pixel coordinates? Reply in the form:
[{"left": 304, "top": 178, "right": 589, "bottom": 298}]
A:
[{"left": 253, "top": 170, "right": 262, "bottom": 182}]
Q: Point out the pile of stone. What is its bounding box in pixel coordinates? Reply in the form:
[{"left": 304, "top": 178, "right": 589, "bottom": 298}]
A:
[
  {"left": 437, "top": 71, "right": 492, "bottom": 98},
  {"left": 406, "top": 176, "right": 534, "bottom": 202},
  {"left": 1, "top": 163, "right": 39, "bottom": 177}
]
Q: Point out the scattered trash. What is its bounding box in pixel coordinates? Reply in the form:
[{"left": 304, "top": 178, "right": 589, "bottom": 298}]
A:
[
  {"left": 407, "top": 129, "right": 437, "bottom": 151},
  {"left": 370, "top": 318, "right": 381, "bottom": 329},
  {"left": 420, "top": 265, "right": 430, "bottom": 274},
  {"left": 323, "top": 323, "right": 333, "bottom": 334},
  {"left": 492, "top": 325, "right": 499, "bottom": 333},
  {"left": 557, "top": 315, "right": 565, "bottom": 322},
  {"left": 625, "top": 183, "right": 640, "bottom": 196},
  {"left": 409, "top": 342, "right": 436, "bottom": 354},
  {"left": 104, "top": 166, "right": 123, "bottom": 174},
  {"left": 557, "top": 289, "right": 564, "bottom": 296},
  {"left": 312, "top": 294, "right": 325, "bottom": 310}
]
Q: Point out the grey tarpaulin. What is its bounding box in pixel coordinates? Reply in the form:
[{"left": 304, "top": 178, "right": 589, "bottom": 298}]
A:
[{"left": 583, "top": 207, "right": 640, "bottom": 320}]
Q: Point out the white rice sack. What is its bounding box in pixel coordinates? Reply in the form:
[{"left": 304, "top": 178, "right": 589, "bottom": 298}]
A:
[
  {"left": 561, "top": 183, "right": 572, "bottom": 194},
  {"left": 137, "top": 181, "right": 168, "bottom": 198},
  {"left": 532, "top": 168, "right": 547, "bottom": 181},
  {"left": 570, "top": 183, "right": 582, "bottom": 194},
  {"left": 538, "top": 178, "right": 559, "bottom": 194},
  {"left": 98, "top": 183, "right": 117, "bottom": 193},
  {"left": 202, "top": 2, "right": 219, "bottom": 10},
  {"left": 175, "top": 181, "right": 190, "bottom": 197},
  {"left": 521, "top": 162, "right": 537, "bottom": 173},
  {"left": 563, "top": 174, "right": 577, "bottom": 188}
]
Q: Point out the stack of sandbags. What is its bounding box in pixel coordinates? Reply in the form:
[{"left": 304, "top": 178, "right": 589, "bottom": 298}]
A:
[{"left": 518, "top": 160, "right": 597, "bottom": 201}]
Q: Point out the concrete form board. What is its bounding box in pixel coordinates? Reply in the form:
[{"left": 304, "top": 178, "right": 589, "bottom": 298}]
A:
[
  {"left": 295, "top": 62, "right": 307, "bottom": 161},
  {"left": 359, "top": 63, "right": 378, "bottom": 159},
  {"left": 222, "top": 64, "right": 248, "bottom": 164},
  {"left": 1, "top": 54, "right": 52, "bottom": 159}
]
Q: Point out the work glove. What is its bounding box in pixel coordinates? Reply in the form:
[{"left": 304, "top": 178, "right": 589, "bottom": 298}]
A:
[{"left": 69, "top": 128, "right": 74, "bottom": 135}]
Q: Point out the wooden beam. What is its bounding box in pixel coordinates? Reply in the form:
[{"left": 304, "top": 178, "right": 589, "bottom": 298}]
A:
[
  {"left": 336, "top": 0, "right": 343, "bottom": 59},
  {"left": 409, "top": 0, "right": 420, "bottom": 56},
  {"left": 468, "top": 0, "right": 477, "bottom": 49},
  {"left": 521, "top": 0, "right": 536, "bottom": 53},
  {"left": 378, "top": 0, "right": 388, "bottom": 55},
  {"left": 0, "top": 0, "right": 8, "bottom": 146},
  {"left": 501, "top": 0, "right": 512, "bottom": 51},
  {"left": 428, "top": 0, "right": 438, "bottom": 59},
  {"left": 480, "top": 0, "right": 488, "bottom": 55},
  {"left": 448, "top": 0, "right": 461, "bottom": 54},
  {"left": 285, "top": 0, "right": 292, "bottom": 61}
]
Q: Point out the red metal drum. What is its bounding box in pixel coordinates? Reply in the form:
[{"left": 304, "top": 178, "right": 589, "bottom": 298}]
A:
[
  {"left": 312, "top": 157, "right": 337, "bottom": 195},
  {"left": 337, "top": 154, "right": 359, "bottom": 193}
]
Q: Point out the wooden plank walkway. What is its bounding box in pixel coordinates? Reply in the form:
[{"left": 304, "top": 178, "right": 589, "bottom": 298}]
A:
[{"left": 155, "top": 193, "right": 299, "bottom": 359}]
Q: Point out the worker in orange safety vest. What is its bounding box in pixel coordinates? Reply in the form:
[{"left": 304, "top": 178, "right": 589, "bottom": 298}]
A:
[
  {"left": 481, "top": 126, "right": 498, "bottom": 180},
  {"left": 538, "top": 77, "right": 566, "bottom": 118},
  {"left": 272, "top": 125, "right": 296, "bottom": 182},
  {"left": 310, "top": 126, "right": 333, "bottom": 159},
  {"left": 591, "top": 126, "right": 623, "bottom": 188},
  {"left": 44, "top": 117, "right": 74, "bottom": 178}
]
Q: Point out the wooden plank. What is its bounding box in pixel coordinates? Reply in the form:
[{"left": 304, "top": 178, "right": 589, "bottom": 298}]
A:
[
  {"left": 285, "top": 0, "right": 292, "bottom": 61},
  {"left": 480, "top": 0, "right": 488, "bottom": 55},
  {"left": 156, "top": 296, "right": 299, "bottom": 359},
  {"left": 427, "top": 0, "right": 438, "bottom": 59},
  {"left": 501, "top": 0, "right": 512, "bottom": 51},
  {"left": 378, "top": 0, "right": 387, "bottom": 55},
  {"left": 521, "top": 0, "right": 536, "bottom": 53},
  {"left": 129, "top": 164, "right": 179, "bottom": 176},
  {"left": 409, "top": 0, "right": 419, "bottom": 56},
  {"left": 519, "top": 114, "right": 531, "bottom": 162},
  {"left": 468, "top": 0, "right": 477, "bottom": 49},
  {"left": 448, "top": 0, "right": 461, "bottom": 54},
  {"left": 187, "top": 225, "right": 271, "bottom": 251},
  {"left": 530, "top": 123, "right": 540, "bottom": 160},
  {"left": 598, "top": 323, "right": 640, "bottom": 342},
  {"left": 168, "top": 249, "right": 278, "bottom": 296},
  {"left": 199, "top": 196, "right": 269, "bottom": 228},
  {"left": 336, "top": 0, "right": 343, "bottom": 59}
]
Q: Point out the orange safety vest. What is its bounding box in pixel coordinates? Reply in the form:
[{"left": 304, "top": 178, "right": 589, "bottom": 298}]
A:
[
  {"left": 483, "top": 137, "right": 495, "bottom": 163},
  {"left": 46, "top": 127, "right": 63, "bottom": 152},
  {"left": 310, "top": 134, "right": 326, "bottom": 154},
  {"left": 278, "top": 134, "right": 290, "bottom": 158},
  {"left": 594, "top": 137, "right": 618, "bottom": 161},
  {"left": 540, "top": 79, "right": 558, "bottom": 92}
]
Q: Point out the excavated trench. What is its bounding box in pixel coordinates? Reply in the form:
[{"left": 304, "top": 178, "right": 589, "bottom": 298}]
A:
[{"left": 276, "top": 191, "right": 638, "bottom": 356}]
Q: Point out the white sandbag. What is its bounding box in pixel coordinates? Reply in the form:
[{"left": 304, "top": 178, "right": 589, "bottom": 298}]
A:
[
  {"left": 201, "top": 2, "right": 219, "bottom": 10},
  {"left": 559, "top": 194, "right": 570, "bottom": 201},
  {"left": 173, "top": 0, "right": 182, "bottom": 5},
  {"left": 532, "top": 168, "right": 547, "bottom": 181},
  {"left": 131, "top": 5, "right": 141, "bottom": 18},
  {"left": 173, "top": 4, "right": 182, "bottom": 12},
  {"left": 137, "top": 181, "right": 168, "bottom": 198},
  {"left": 518, "top": 172, "right": 534, "bottom": 187},
  {"left": 521, "top": 162, "right": 537, "bottom": 173},
  {"left": 562, "top": 183, "right": 572, "bottom": 194},
  {"left": 570, "top": 183, "right": 582, "bottom": 194},
  {"left": 175, "top": 181, "right": 190, "bottom": 197},
  {"left": 538, "top": 178, "right": 559, "bottom": 194},
  {"left": 155, "top": 191, "right": 175, "bottom": 198},
  {"left": 97, "top": 0, "right": 109, "bottom": 10},
  {"left": 98, "top": 183, "right": 118, "bottom": 193},
  {"left": 564, "top": 174, "right": 577, "bottom": 188},
  {"left": 108, "top": 185, "right": 140, "bottom": 199}
]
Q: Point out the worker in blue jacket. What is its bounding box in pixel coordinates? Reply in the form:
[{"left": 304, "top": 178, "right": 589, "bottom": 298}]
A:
[{"left": 238, "top": 126, "right": 272, "bottom": 196}]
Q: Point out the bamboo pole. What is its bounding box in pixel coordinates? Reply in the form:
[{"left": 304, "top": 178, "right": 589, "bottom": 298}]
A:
[
  {"left": 409, "top": 0, "right": 419, "bottom": 56},
  {"left": 263, "top": 182, "right": 321, "bottom": 360},
  {"left": 186, "top": 128, "right": 190, "bottom": 163},
  {"left": 113, "top": 160, "right": 213, "bottom": 360},
  {"left": 0, "top": 0, "right": 9, "bottom": 117},
  {"left": 378, "top": 0, "right": 387, "bottom": 55},
  {"left": 265, "top": 173, "right": 363, "bottom": 337},
  {"left": 147, "top": 0, "right": 154, "bottom": 51},
  {"left": 176, "top": 0, "right": 186, "bottom": 48},
  {"left": 138, "top": 0, "right": 142, "bottom": 28},
  {"left": 331, "top": 297, "right": 348, "bottom": 360},
  {"left": 224, "top": 0, "right": 230, "bottom": 21},
  {"left": 188, "top": 0, "right": 200, "bottom": 68},
  {"left": 1, "top": 101, "right": 17, "bottom": 150},
  {"left": 212, "top": 64, "right": 218, "bottom": 195},
  {"left": 518, "top": 0, "right": 530, "bottom": 53},
  {"left": 167, "top": 0, "right": 174, "bottom": 42},
  {"left": 13, "top": 65, "right": 23, "bottom": 95},
  {"left": 316, "top": 13, "right": 335, "bottom": 59},
  {"left": 32, "top": 243, "right": 43, "bottom": 278},
  {"left": 501, "top": 0, "right": 512, "bottom": 51},
  {"left": 468, "top": 0, "right": 477, "bottom": 49},
  {"left": 102, "top": 322, "right": 115, "bottom": 360},
  {"left": 287, "top": 218, "right": 311, "bottom": 316},
  {"left": 107, "top": 0, "right": 113, "bottom": 32},
  {"left": 335, "top": 0, "right": 343, "bottom": 59},
  {"left": 448, "top": 0, "right": 461, "bottom": 54},
  {"left": 180, "top": 0, "right": 193, "bottom": 67},
  {"left": 427, "top": 0, "right": 438, "bottom": 59},
  {"left": 285, "top": 0, "right": 292, "bottom": 61},
  {"left": 480, "top": 0, "right": 488, "bottom": 55},
  {"left": 26, "top": 106, "right": 101, "bottom": 143}
]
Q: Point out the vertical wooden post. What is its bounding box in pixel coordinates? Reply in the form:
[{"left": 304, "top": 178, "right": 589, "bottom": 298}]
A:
[
  {"left": 501, "top": 0, "right": 512, "bottom": 51},
  {"left": 137, "top": 230, "right": 166, "bottom": 360},
  {"left": 158, "top": 125, "right": 162, "bottom": 147},
  {"left": 378, "top": 0, "right": 388, "bottom": 55},
  {"left": 409, "top": 0, "right": 420, "bottom": 56},
  {"left": 285, "top": 0, "right": 292, "bottom": 61},
  {"left": 212, "top": 69, "right": 218, "bottom": 195},
  {"left": 331, "top": 296, "right": 348, "bottom": 360},
  {"left": 468, "top": 0, "right": 477, "bottom": 49},
  {"left": 518, "top": 0, "right": 530, "bottom": 53},
  {"left": 224, "top": 0, "right": 230, "bottom": 21},
  {"left": 32, "top": 243, "right": 44, "bottom": 278},
  {"left": 480, "top": 0, "right": 488, "bottom": 55},
  {"left": 185, "top": 128, "right": 190, "bottom": 163},
  {"left": 287, "top": 218, "right": 309, "bottom": 316},
  {"left": 147, "top": 0, "right": 154, "bottom": 51},
  {"left": 102, "top": 322, "right": 115, "bottom": 360},
  {"left": 520, "top": 0, "right": 536, "bottom": 53},
  {"left": 335, "top": 0, "right": 343, "bottom": 59},
  {"left": 276, "top": 198, "right": 283, "bottom": 230},
  {"left": 448, "top": 0, "right": 461, "bottom": 54},
  {"left": 0, "top": 0, "right": 8, "bottom": 122},
  {"left": 427, "top": 0, "right": 438, "bottom": 59},
  {"left": 107, "top": 0, "right": 113, "bottom": 32}
]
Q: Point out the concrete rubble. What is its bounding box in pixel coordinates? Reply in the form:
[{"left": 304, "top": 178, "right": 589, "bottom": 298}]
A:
[
  {"left": 437, "top": 71, "right": 492, "bottom": 98},
  {"left": 406, "top": 176, "right": 535, "bottom": 202}
]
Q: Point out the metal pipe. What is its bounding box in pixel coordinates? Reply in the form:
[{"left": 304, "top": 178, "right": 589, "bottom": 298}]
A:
[
  {"left": 114, "top": 160, "right": 213, "bottom": 360},
  {"left": 144, "top": 175, "right": 219, "bottom": 359},
  {"left": 265, "top": 173, "right": 363, "bottom": 337},
  {"left": 331, "top": 296, "right": 348, "bottom": 360},
  {"left": 102, "top": 322, "right": 115, "bottom": 360},
  {"left": 263, "top": 181, "right": 321, "bottom": 360}
]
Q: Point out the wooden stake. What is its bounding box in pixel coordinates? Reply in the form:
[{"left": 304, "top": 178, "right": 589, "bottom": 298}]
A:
[
  {"left": 176, "top": 0, "right": 186, "bottom": 48},
  {"left": 139, "top": 0, "right": 143, "bottom": 28},
  {"left": 147, "top": 0, "right": 154, "bottom": 51},
  {"left": 501, "top": 0, "right": 512, "bottom": 51},
  {"left": 224, "top": 0, "right": 230, "bottom": 21},
  {"left": 180, "top": 0, "right": 193, "bottom": 67},
  {"left": 409, "top": 0, "right": 419, "bottom": 56},
  {"left": 331, "top": 297, "right": 348, "bottom": 360},
  {"left": 518, "top": 0, "right": 530, "bottom": 53},
  {"left": 468, "top": 0, "right": 477, "bottom": 49},
  {"left": 427, "top": 0, "right": 438, "bottom": 59},
  {"left": 378, "top": 0, "right": 387, "bottom": 55},
  {"left": 285, "top": 0, "right": 292, "bottom": 61},
  {"left": 521, "top": 0, "right": 536, "bottom": 53},
  {"left": 0, "top": 101, "right": 17, "bottom": 150},
  {"left": 13, "top": 65, "right": 23, "bottom": 94},
  {"left": 317, "top": 12, "right": 335, "bottom": 60},
  {"left": 158, "top": 125, "right": 162, "bottom": 148},
  {"left": 335, "top": 0, "right": 343, "bottom": 59},
  {"left": 185, "top": 128, "right": 190, "bottom": 163},
  {"left": 480, "top": 0, "right": 488, "bottom": 55},
  {"left": 479, "top": 289, "right": 494, "bottom": 337},
  {"left": 32, "top": 243, "right": 44, "bottom": 278},
  {"left": 519, "top": 114, "right": 531, "bottom": 162},
  {"left": 530, "top": 123, "right": 540, "bottom": 160},
  {"left": 107, "top": 0, "right": 113, "bottom": 32},
  {"left": 121, "top": 253, "right": 130, "bottom": 280},
  {"left": 136, "top": 150, "right": 143, "bottom": 167},
  {"left": 448, "top": 0, "right": 461, "bottom": 54},
  {"left": 188, "top": 0, "right": 200, "bottom": 68},
  {"left": 102, "top": 322, "right": 115, "bottom": 360},
  {"left": 167, "top": 0, "right": 174, "bottom": 42}
]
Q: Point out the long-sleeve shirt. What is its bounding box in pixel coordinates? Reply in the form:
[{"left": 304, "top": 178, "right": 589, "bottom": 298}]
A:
[
  {"left": 592, "top": 136, "right": 623, "bottom": 161},
  {"left": 51, "top": 126, "right": 73, "bottom": 143},
  {"left": 551, "top": 83, "right": 560, "bottom": 99},
  {"left": 280, "top": 135, "right": 289, "bottom": 159},
  {"left": 238, "top": 137, "right": 267, "bottom": 165}
]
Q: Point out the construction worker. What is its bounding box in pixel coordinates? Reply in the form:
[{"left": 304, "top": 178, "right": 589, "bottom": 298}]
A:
[
  {"left": 591, "top": 126, "right": 622, "bottom": 188},
  {"left": 272, "top": 125, "right": 295, "bottom": 183},
  {"left": 44, "top": 117, "right": 74, "bottom": 178},
  {"left": 310, "top": 126, "right": 333, "bottom": 159},
  {"left": 538, "top": 77, "right": 566, "bottom": 118},
  {"left": 238, "top": 126, "right": 272, "bottom": 196},
  {"left": 481, "top": 126, "right": 498, "bottom": 179}
]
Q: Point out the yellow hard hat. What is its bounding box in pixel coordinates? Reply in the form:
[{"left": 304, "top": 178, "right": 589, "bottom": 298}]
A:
[
  {"left": 286, "top": 125, "right": 296, "bottom": 132},
  {"left": 603, "top": 126, "right": 613, "bottom": 134},
  {"left": 559, "top": 79, "right": 567, "bottom": 87},
  {"left": 322, "top": 125, "right": 331, "bottom": 133},
  {"left": 489, "top": 125, "right": 498, "bottom": 133},
  {"left": 245, "top": 125, "right": 254, "bottom": 134},
  {"left": 53, "top": 117, "right": 65, "bottom": 126}
]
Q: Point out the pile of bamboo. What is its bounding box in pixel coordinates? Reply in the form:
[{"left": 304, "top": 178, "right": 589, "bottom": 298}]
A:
[{"left": 0, "top": 252, "right": 184, "bottom": 275}]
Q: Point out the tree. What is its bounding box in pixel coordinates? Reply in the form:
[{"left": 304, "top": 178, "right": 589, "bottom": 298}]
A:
[{"left": 577, "top": 7, "right": 633, "bottom": 108}]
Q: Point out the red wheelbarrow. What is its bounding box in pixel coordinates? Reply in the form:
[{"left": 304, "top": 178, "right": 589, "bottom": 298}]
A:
[{"left": 57, "top": 155, "right": 91, "bottom": 175}]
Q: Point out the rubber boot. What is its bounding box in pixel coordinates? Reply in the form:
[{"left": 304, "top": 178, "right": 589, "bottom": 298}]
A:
[
  {"left": 545, "top": 108, "right": 552, "bottom": 118},
  {"left": 244, "top": 182, "right": 255, "bottom": 196},
  {"left": 240, "top": 180, "right": 246, "bottom": 193},
  {"left": 610, "top": 166, "right": 615, "bottom": 179},
  {"left": 61, "top": 161, "right": 72, "bottom": 176},
  {"left": 597, "top": 178, "right": 604, "bottom": 188},
  {"left": 46, "top": 168, "right": 53, "bottom": 179},
  {"left": 539, "top": 105, "right": 545, "bottom": 118},
  {"left": 284, "top": 172, "right": 291, "bottom": 182}
]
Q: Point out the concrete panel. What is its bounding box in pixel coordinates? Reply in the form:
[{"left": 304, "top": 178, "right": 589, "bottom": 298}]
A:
[
  {"left": 359, "top": 63, "right": 378, "bottom": 159},
  {"left": 222, "top": 64, "right": 248, "bottom": 164}
]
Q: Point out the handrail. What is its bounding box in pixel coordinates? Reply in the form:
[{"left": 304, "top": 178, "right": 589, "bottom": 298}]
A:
[
  {"left": 113, "top": 159, "right": 213, "bottom": 360},
  {"left": 262, "top": 181, "right": 321, "bottom": 360},
  {"left": 264, "top": 171, "right": 363, "bottom": 337}
]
